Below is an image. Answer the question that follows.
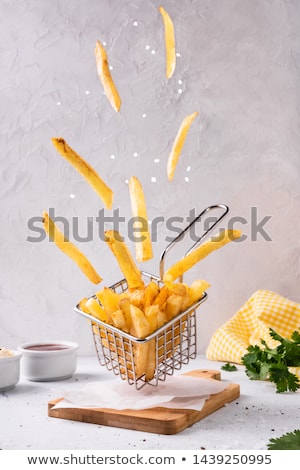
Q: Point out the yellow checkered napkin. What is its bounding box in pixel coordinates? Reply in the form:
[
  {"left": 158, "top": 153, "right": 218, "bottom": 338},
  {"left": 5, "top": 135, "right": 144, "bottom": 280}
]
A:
[{"left": 206, "top": 290, "right": 300, "bottom": 369}]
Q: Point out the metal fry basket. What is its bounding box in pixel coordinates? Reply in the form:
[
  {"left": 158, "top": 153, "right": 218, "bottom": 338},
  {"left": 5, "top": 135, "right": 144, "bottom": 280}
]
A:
[{"left": 75, "top": 204, "right": 229, "bottom": 389}]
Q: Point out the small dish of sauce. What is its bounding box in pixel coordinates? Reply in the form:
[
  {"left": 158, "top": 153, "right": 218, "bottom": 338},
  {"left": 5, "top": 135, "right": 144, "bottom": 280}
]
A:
[{"left": 18, "top": 340, "right": 79, "bottom": 381}]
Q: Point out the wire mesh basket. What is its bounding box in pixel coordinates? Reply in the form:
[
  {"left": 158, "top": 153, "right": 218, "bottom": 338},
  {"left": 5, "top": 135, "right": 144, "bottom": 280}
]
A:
[{"left": 75, "top": 204, "right": 229, "bottom": 389}]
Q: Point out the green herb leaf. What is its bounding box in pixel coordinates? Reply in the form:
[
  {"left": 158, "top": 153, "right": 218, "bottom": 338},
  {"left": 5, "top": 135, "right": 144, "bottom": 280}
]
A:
[
  {"left": 221, "top": 362, "right": 237, "bottom": 372},
  {"left": 267, "top": 430, "right": 300, "bottom": 450},
  {"left": 241, "top": 327, "right": 300, "bottom": 393},
  {"left": 269, "top": 365, "right": 300, "bottom": 393}
]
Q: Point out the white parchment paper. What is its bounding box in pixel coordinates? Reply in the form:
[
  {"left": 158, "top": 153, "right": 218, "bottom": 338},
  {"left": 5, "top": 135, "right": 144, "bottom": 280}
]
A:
[{"left": 53, "top": 375, "right": 229, "bottom": 411}]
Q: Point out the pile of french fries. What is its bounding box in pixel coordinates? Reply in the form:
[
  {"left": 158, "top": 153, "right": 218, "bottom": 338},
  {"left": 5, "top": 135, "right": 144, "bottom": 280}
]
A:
[
  {"left": 75, "top": 227, "right": 241, "bottom": 381},
  {"left": 80, "top": 277, "right": 211, "bottom": 381},
  {"left": 41, "top": 6, "right": 243, "bottom": 383}
]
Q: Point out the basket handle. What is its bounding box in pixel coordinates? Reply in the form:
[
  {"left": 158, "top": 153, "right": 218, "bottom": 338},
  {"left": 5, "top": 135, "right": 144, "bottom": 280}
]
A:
[{"left": 159, "top": 204, "right": 229, "bottom": 280}]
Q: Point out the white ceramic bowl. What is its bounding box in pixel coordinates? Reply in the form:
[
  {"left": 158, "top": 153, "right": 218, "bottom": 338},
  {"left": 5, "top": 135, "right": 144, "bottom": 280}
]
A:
[
  {"left": 18, "top": 341, "right": 79, "bottom": 381},
  {"left": 0, "top": 350, "right": 22, "bottom": 392}
]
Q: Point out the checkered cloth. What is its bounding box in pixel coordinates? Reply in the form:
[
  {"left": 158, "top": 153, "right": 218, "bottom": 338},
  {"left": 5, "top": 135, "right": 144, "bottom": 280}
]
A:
[{"left": 206, "top": 290, "right": 300, "bottom": 375}]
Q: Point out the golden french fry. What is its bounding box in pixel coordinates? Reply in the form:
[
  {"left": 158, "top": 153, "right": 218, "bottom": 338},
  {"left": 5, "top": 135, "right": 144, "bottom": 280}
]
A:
[
  {"left": 165, "top": 294, "right": 183, "bottom": 320},
  {"left": 127, "top": 288, "right": 145, "bottom": 309},
  {"left": 133, "top": 343, "right": 149, "bottom": 379},
  {"left": 85, "top": 297, "right": 107, "bottom": 322},
  {"left": 144, "top": 281, "right": 160, "bottom": 308},
  {"left": 128, "top": 176, "right": 153, "bottom": 262},
  {"left": 129, "top": 304, "right": 151, "bottom": 378},
  {"left": 105, "top": 230, "right": 144, "bottom": 289},
  {"left": 95, "top": 40, "right": 121, "bottom": 112},
  {"left": 157, "top": 308, "right": 168, "bottom": 328},
  {"left": 180, "top": 279, "right": 210, "bottom": 311},
  {"left": 119, "top": 298, "right": 132, "bottom": 330},
  {"left": 163, "top": 229, "right": 242, "bottom": 283},
  {"left": 188, "top": 279, "right": 211, "bottom": 306},
  {"left": 144, "top": 341, "right": 156, "bottom": 382},
  {"left": 43, "top": 211, "right": 102, "bottom": 285},
  {"left": 51, "top": 137, "right": 113, "bottom": 209},
  {"left": 96, "top": 287, "right": 119, "bottom": 324},
  {"left": 168, "top": 282, "right": 187, "bottom": 297},
  {"left": 167, "top": 112, "right": 198, "bottom": 181},
  {"left": 153, "top": 285, "right": 169, "bottom": 311},
  {"left": 78, "top": 297, "right": 91, "bottom": 314},
  {"left": 159, "top": 6, "right": 176, "bottom": 79},
  {"left": 145, "top": 304, "right": 159, "bottom": 333},
  {"left": 111, "top": 309, "right": 129, "bottom": 332},
  {"left": 129, "top": 304, "right": 150, "bottom": 338}
]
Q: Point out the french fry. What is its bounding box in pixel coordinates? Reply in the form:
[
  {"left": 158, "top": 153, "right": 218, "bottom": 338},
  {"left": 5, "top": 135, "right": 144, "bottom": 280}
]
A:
[
  {"left": 96, "top": 287, "right": 119, "bottom": 324},
  {"left": 180, "top": 279, "right": 210, "bottom": 310},
  {"left": 188, "top": 279, "right": 210, "bottom": 305},
  {"left": 128, "top": 176, "right": 153, "bottom": 262},
  {"left": 85, "top": 297, "right": 107, "bottom": 322},
  {"left": 145, "top": 305, "right": 162, "bottom": 335},
  {"left": 165, "top": 294, "right": 183, "bottom": 320},
  {"left": 157, "top": 308, "right": 168, "bottom": 328},
  {"left": 153, "top": 285, "right": 169, "bottom": 311},
  {"left": 43, "top": 211, "right": 102, "bottom": 285},
  {"left": 111, "top": 309, "right": 129, "bottom": 332},
  {"left": 167, "top": 112, "right": 198, "bottom": 181},
  {"left": 163, "top": 229, "right": 242, "bottom": 283},
  {"left": 129, "top": 304, "right": 151, "bottom": 378},
  {"left": 105, "top": 230, "right": 144, "bottom": 289},
  {"left": 95, "top": 40, "right": 121, "bottom": 112},
  {"left": 168, "top": 282, "right": 187, "bottom": 297},
  {"left": 129, "top": 304, "right": 151, "bottom": 338},
  {"left": 159, "top": 6, "right": 176, "bottom": 79},
  {"left": 127, "top": 288, "right": 145, "bottom": 309},
  {"left": 78, "top": 297, "right": 91, "bottom": 314},
  {"left": 51, "top": 137, "right": 113, "bottom": 209},
  {"left": 144, "top": 281, "right": 160, "bottom": 308},
  {"left": 144, "top": 341, "right": 156, "bottom": 381}
]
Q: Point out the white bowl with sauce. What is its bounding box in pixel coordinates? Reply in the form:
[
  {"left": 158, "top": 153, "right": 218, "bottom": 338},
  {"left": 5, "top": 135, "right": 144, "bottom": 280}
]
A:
[
  {"left": 18, "top": 341, "right": 79, "bottom": 381},
  {"left": 0, "top": 349, "right": 22, "bottom": 392}
]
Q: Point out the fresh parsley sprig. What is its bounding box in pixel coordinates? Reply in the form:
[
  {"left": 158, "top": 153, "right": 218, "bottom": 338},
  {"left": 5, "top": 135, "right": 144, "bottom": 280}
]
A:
[
  {"left": 241, "top": 328, "right": 300, "bottom": 393},
  {"left": 221, "top": 362, "right": 238, "bottom": 372},
  {"left": 267, "top": 429, "right": 300, "bottom": 450}
]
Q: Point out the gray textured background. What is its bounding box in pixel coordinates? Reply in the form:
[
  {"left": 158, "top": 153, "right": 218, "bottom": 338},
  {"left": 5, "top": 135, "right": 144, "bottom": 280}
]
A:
[{"left": 1, "top": 0, "right": 300, "bottom": 354}]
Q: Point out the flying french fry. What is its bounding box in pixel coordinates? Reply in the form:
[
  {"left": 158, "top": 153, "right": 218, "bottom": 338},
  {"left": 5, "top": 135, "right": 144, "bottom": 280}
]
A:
[
  {"left": 167, "top": 112, "right": 198, "bottom": 181},
  {"left": 95, "top": 40, "right": 121, "bottom": 112},
  {"left": 51, "top": 137, "right": 113, "bottom": 209},
  {"left": 163, "top": 229, "right": 242, "bottom": 283},
  {"left": 129, "top": 176, "right": 153, "bottom": 263},
  {"left": 43, "top": 211, "right": 102, "bottom": 285},
  {"left": 159, "top": 6, "right": 176, "bottom": 79},
  {"left": 105, "top": 230, "right": 144, "bottom": 289}
]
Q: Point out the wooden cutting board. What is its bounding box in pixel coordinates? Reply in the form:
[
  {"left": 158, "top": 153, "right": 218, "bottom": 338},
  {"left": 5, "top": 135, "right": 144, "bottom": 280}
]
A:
[{"left": 48, "top": 369, "right": 240, "bottom": 435}]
